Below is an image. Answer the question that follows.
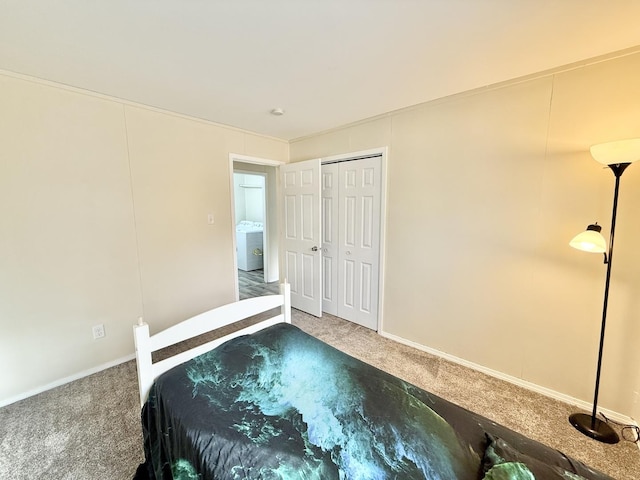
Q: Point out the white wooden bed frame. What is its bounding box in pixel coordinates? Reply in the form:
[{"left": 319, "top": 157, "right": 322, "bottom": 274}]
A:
[{"left": 133, "top": 283, "right": 291, "bottom": 406}]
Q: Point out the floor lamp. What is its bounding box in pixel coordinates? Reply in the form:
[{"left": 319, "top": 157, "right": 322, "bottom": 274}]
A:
[{"left": 568, "top": 138, "right": 640, "bottom": 444}]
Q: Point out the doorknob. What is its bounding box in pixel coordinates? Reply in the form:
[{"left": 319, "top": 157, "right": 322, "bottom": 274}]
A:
[{"left": 311, "top": 246, "right": 319, "bottom": 251}]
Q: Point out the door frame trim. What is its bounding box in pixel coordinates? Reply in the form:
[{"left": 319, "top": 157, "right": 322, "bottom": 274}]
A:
[
  {"left": 229, "top": 148, "right": 388, "bottom": 332},
  {"left": 229, "top": 154, "right": 285, "bottom": 301},
  {"left": 320, "top": 147, "right": 388, "bottom": 333}
]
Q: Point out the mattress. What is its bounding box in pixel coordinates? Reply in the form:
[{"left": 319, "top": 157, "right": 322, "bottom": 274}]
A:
[{"left": 134, "top": 323, "right": 612, "bottom": 480}]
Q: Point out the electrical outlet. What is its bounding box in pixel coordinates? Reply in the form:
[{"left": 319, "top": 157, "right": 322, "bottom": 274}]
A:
[{"left": 92, "top": 324, "right": 105, "bottom": 340}]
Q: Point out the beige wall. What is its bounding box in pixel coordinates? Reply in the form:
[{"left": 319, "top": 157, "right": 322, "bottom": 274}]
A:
[
  {"left": 0, "top": 73, "right": 287, "bottom": 404},
  {"left": 3, "top": 51, "right": 640, "bottom": 420},
  {"left": 290, "top": 53, "right": 640, "bottom": 419}
]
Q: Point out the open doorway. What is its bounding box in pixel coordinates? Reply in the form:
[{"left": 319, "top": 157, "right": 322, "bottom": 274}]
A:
[
  {"left": 233, "top": 171, "right": 275, "bottom": 299},
  {"left": 230, "top": 154, "right": 283, "bottom": 300}
]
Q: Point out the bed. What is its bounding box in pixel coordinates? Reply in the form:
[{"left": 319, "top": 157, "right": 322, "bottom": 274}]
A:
[{"left": 133, "top": 283, "right": 613, "bottom": 480}]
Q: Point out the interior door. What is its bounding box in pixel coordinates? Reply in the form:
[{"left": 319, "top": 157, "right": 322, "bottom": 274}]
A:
[
  {"left": 281, "top": 159, "right": 322, "bottom": 316},
  {"left": 337, "top": 156, "right": 382, "bottom": 329},
  {"left": 321, "top": 163, "right": 339, "bottom": 315}
]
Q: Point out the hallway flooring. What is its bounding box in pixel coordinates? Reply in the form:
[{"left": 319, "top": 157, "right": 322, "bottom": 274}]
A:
[{"left": 238, "top": 269, "right": 280, "bottom": 299}]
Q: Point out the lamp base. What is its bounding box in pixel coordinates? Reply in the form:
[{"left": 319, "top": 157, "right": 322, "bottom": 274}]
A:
[{"left": 569, "top": 413, "right": 619, "bottom": 444}]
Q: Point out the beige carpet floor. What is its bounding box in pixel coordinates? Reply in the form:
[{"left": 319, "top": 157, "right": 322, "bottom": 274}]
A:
[{"left": 1, "top": 309, "right": 638, "bottom": 479}]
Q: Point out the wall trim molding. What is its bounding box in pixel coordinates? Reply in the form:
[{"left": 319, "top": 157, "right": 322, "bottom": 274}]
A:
[
  {"left": 3, "top": 328, "right": 638, "bottom": 443},
  {"left": 379, "top": 329, "right": 636, "bottom": 427},
  {"left": 0, "top": 68, "right": 287, "bottom": 144},
  {"left": 290, "top": 46, "right": 640, "bottom": 144},
  {"left": 0, "top": 353, "right": 135, "bottom": 409}
]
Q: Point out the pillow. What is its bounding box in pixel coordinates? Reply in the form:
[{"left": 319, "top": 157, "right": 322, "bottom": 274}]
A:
[
  {"left": 481, "top": 434, "right": 611, "bottom": 480},
  {"left": 483, "top": 462, "right": 535, "bottom": 480}
]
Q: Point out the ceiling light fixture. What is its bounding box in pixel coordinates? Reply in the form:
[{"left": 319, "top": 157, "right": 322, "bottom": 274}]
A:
[{"left": 270, "top": 108, "right": 285, "bottom": 116}]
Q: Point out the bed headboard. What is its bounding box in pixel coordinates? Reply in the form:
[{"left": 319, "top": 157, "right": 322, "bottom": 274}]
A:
[{"left": 133, "top": 282, "right": 291, "bottom": 406}]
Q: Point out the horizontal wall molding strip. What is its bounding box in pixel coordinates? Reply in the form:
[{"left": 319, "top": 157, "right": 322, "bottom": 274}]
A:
[
  {"left": 0, "top": 353, "right": 135, "bottom": 409},
  {"left": 380, "top": 330, "right": 636, "bottom": 427},
  {"left": 290, "top": 46, "right": 640, "bottom": 144},
  {"left": 0, "top": 69, "right": 286, "bottom": 143}
]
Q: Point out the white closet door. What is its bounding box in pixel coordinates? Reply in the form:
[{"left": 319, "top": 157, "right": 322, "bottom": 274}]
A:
[
  {"left": 281, "top": 159, "right": 322, "bottom": 317},
  {"left": 321, "top": 164, "right": 339, "bottom": 315},
  {"left": 337, "top": 157, "right": 382, "bottom": 330}
]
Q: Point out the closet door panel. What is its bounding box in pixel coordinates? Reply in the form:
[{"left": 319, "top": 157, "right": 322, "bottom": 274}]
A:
[
  {"left": 360, "top": 262, "right": 373, "bottom": 314},
  {"left": 336, "top": 157, "right": 382, "bottom": 329},
  {"left": 321, "top": 164, "right": 339, "bottom": 315}
]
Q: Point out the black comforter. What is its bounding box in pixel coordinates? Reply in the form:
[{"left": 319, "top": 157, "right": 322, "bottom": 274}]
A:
[{"left": 135, "top": 323, "right": 612, "bottom": 480}]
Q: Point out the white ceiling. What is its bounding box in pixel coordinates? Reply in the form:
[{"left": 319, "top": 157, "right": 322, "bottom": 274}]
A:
[{"left": 2, "top": 1, "right": 640, "bottom": 141}]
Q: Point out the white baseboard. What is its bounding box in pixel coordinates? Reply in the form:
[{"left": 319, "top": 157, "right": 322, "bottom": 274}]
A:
[
  {"left": 379, "top": 330, "right": 637, "bottom": 427},
  {"left": 0, "top": 353, "right": 136, "bottom": 408},
  {"left": 3, "top": 332, "right": 638, "bottom": 441}
]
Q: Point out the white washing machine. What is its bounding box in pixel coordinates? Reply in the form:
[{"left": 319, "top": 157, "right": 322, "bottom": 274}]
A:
[{"left": 236, "top": 222, "right": 264, "bottom": 271}]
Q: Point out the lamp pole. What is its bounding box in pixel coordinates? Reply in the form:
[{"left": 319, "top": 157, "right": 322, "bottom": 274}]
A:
[{"left": 569, "top": 163, "right": 630, "bottom": 444}]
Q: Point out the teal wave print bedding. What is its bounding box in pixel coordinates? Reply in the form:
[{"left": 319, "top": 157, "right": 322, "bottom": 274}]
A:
[
  {"left": 137, "top": 323, "right": 480, "bottom": 479},
  {"left": 135, "top": 323, "right": 613, "bottom": 480}
]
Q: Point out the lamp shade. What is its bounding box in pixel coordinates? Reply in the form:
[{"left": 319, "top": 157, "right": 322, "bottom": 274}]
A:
[
  {"left": 590, "top": 139, "right": 640, "bottom": 166},
  {"left": 569, "top": 223, "right": 606, "bottom": 253}
]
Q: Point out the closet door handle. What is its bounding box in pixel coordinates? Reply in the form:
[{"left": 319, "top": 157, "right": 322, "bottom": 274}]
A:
[{"left": 311, "top": 246, "right": 319, "bottom": 252}]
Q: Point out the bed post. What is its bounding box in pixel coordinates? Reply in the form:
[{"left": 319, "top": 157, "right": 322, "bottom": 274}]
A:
[
  {"left": 133, "top": 318, "right": 153, "bottom": 406},
  {"left": 281, "top": 280, "right": 291, "bottom": 323}
]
